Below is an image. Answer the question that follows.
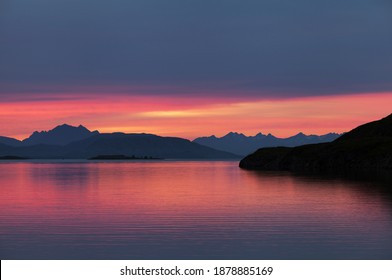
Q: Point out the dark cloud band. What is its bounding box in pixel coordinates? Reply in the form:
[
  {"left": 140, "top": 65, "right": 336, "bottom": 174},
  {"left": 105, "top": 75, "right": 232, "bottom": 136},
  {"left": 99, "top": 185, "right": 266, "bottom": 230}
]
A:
[{"left": 1, "top": 0, "right": 391, "bottom": 98}]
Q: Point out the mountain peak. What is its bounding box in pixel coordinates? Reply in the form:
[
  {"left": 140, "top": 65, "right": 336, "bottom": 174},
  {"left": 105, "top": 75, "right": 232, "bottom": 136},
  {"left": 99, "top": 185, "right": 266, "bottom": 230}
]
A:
[
  {"left": 54, "top": 124, "right": 87, "bottom": 130},
  {"left": 224, "top": 132, "right": 246, "bottom": 138},
  {"left": 255, "top": 132, "right": 266, "bottom": 138},
  {"left": 22, "top": 124, "right": 99, "bottom": 146}
]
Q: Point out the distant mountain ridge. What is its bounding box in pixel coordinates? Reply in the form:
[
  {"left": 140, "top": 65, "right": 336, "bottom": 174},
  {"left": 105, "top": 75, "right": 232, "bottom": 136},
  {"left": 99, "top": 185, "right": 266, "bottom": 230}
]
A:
[
  {"left": 0, "top": 125, "right": 342, "bottom": 158},
  {"left": 193, "top": 132, "right": 342, "bottom": 156},
  {"left": 0, "top": 125, "right": 239, "bottom": 159}
]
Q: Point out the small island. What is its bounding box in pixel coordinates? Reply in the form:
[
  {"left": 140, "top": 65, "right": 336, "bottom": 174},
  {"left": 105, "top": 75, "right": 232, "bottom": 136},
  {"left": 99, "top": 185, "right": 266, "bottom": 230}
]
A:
[{"left": 88, "top": 155, "right": 163, "bottom": 160}]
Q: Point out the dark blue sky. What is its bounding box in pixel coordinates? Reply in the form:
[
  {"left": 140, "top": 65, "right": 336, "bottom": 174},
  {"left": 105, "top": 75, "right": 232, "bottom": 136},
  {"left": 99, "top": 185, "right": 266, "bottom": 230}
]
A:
[{"left": 1, "top": 0, "right": 391, "bottom": 98}]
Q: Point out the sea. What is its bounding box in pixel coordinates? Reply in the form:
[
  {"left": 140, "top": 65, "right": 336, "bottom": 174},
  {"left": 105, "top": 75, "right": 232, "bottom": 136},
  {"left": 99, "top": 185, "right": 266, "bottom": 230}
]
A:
[{"left": 0, "top": 160, "right": 391, "bottom": 259}]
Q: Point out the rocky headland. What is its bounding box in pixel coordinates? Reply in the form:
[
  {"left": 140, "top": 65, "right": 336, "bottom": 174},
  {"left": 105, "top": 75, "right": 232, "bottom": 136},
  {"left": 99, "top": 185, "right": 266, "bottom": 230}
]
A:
[{"left": 239, "top": 114, "right": 392, "bottom": 178}]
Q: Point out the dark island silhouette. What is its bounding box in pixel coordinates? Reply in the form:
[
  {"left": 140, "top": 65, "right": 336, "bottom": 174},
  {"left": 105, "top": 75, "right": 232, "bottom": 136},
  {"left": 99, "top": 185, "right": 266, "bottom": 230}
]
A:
[
  {"left": 239, "top": 114, "right": 392, "bottom": 177},
  {"left": 0, "top": 124, "right": 239, "bottom": 160},
  {"left": 89, "top": 155, "right": 162, "bottom": 160},
  {"left": 194, "top": 131, "right": 342, "bottom": 156}
]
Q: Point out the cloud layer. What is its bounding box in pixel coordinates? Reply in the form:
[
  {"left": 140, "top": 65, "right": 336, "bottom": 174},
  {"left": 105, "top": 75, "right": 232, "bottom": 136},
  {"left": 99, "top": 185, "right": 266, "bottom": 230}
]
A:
[{"left": 1, "top": 0, "right": 391, "bottom": 97}]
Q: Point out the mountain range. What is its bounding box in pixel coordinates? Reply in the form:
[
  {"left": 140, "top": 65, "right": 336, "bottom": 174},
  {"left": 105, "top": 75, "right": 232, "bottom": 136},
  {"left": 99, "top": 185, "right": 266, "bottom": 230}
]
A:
[
  {"left": 0, "top": 124, "right": 238, "bottom": 159},
  {"left": 0, "top": 124, "right": 343, "bottom": 159},
  {"left": 193, "top": 132, "right": 342, "bottom": 156}
]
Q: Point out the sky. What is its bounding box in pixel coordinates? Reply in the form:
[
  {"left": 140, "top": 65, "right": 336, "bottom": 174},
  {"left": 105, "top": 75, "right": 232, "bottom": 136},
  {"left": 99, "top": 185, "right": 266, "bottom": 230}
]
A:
[{"left": 0, "top": 0, "right": 391, "bottom": 140}]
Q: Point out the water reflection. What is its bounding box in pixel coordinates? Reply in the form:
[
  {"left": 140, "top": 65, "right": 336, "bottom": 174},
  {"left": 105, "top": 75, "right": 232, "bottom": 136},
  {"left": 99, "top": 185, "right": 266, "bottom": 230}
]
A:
[{"left": 0, "top": 161, "right": 391, "bottom": 259}]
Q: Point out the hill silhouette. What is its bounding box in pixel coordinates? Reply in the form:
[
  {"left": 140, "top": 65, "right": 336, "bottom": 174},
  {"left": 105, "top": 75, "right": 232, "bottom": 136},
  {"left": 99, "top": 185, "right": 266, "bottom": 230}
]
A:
[
  {"left": 239, "top": 114, "right": 392, "bottom": 177},
  {"left": 62, "top": 133, "right": 239, "bottom": 159},
  {"left": 0, "top": 136, "right": 22, "bottom": 147},
  {"left": 194, "top": 132, "right": 341, "bottom": 155}
]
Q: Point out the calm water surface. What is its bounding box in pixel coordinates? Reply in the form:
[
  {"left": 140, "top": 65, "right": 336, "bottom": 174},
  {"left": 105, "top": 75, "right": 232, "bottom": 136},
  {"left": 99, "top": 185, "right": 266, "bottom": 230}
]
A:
[{"left": 0, "top": 161, "right": 391, "bottom": 259}]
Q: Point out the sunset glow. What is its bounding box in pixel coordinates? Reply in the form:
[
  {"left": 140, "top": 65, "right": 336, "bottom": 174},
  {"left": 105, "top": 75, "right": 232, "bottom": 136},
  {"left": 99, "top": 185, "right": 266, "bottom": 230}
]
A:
[
  {"left": 1, "top": 0, "right": 391, "bottom": 141},
  {"left": 1, "top": 91, "right": 391, "bottom": 140}
]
